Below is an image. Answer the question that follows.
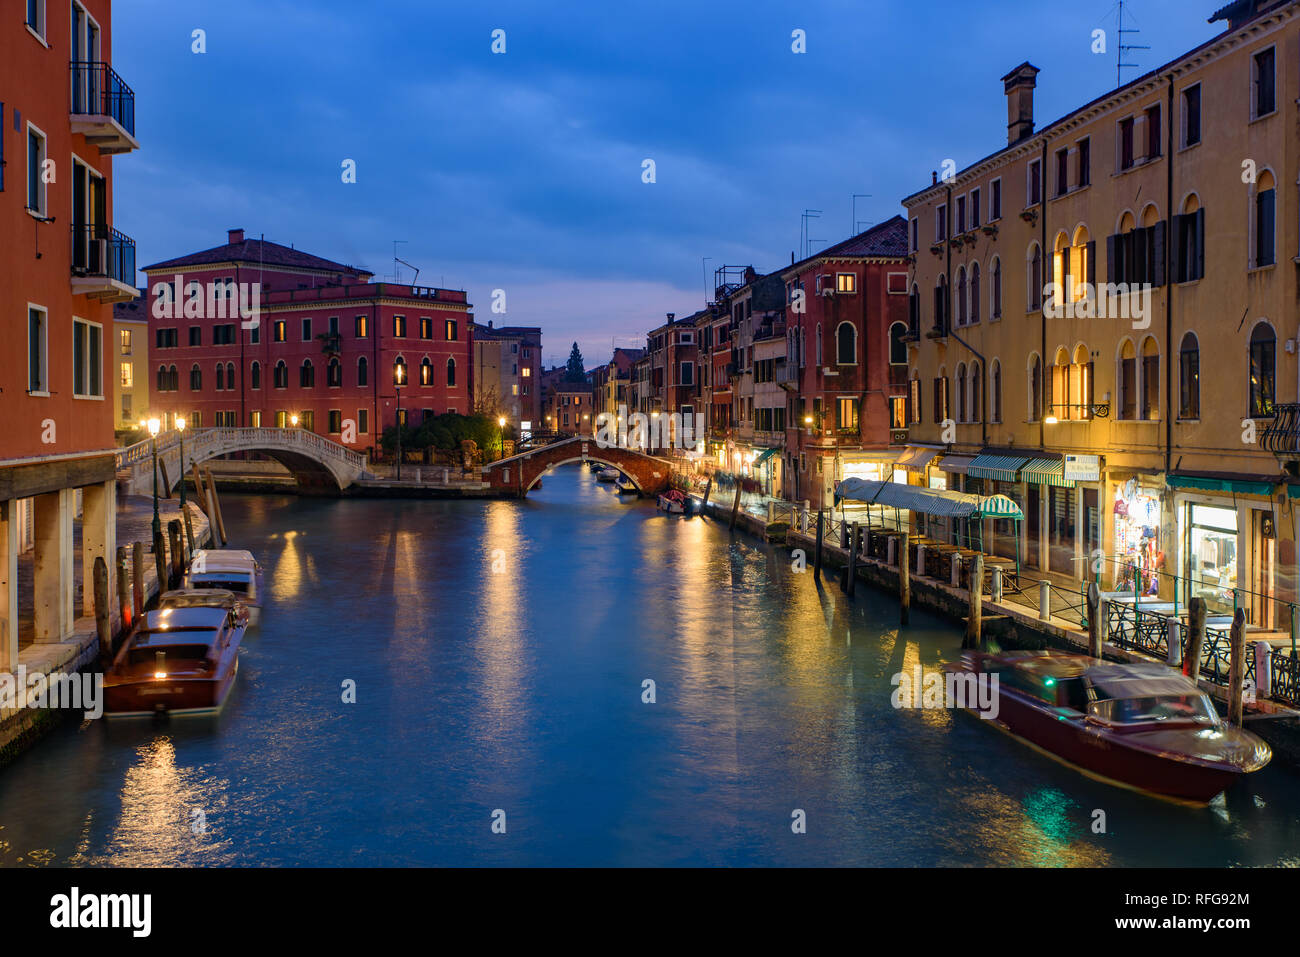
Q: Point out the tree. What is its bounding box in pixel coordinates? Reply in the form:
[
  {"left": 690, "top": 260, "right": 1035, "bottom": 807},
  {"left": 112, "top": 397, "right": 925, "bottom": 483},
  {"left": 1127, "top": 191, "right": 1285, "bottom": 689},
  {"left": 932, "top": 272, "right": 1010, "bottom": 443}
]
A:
[{"left": 565, "top": 342, "right": 586, "bottom": 382}]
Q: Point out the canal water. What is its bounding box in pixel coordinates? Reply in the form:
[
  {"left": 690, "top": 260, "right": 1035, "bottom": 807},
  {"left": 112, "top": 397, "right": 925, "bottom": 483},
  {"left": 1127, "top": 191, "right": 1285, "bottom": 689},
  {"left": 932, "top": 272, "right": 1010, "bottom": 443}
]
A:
[{"left": 1, "top": 463, "right": 1299, "bottom": 867}]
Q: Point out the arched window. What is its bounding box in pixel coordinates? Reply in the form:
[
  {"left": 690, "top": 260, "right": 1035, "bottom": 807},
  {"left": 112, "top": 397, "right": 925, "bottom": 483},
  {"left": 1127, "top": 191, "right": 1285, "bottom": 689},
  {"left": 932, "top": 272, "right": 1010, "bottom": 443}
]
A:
[
  {"left": 956, "top": 362, "right": 968, "bottom": 422},
  {"left": 250, "top": 361, "right": 261, "bottom": 391},
  {"left": 169, "top": 365, "right": 178, "bottom": 391},
  {"left": 1254, "top": 170, "right": 1276, "bottom": 268},
  {"left": 888, "top": 321, "right": 908, "bottom": 365},
  {"left": 300, "top": 359, "right": 315, "bottom": 388},
  {"left": 446, "top": 357, "right": 456, "bottom": 387},
  {"left": 1028, "top": 353, "right": 1042, "bottom": 422},
  {"left": 1052, "top": 232, "right": 1070, "bottom": 309},
  {"left": 1073, "top": 226, "right": 1091, "bottom": 299},
  {"left": 1250, "top": 322, "right": 1276, "bottom": 418},
  {"left": 909, "top": 370, "right": 922, "bottom": 424},
  {"left": 990, "top": 256, "right": 1002, "bottom": 319},
  {"left": 1178, "top": 332, "right": 1199, "bottom": 419},
  {"left": 420, "top": 357, "right": 433, "bottom": 386},
  {"left": 327, "top": 357, "right": 342, "bottom": 387},
  {"left": 215, "top": 363, "right": 224, "bottom": 391},
  {"left": 1117, "top": 339, "right": 1137, "bottom": 419},
  {"left": 990, "top": 359, "right": 1002, "bottom": 423},
  {"left": 394, "top": 355, "right": 408, "bottom": 386},
  {"left": 956, "top": 266, "right": 968, "bottom": 326},
  {"left": 157, "top": 365, "right": 169, "bottom": 392},
  {"left": 190, "top": 363, "right": 202, "bottom": 391},
  {"left": 970, "top": 360, "right": 981, "bottom": 423},
  {"left": 1050, "top": 348, "right": 1070, "bottom": 420},
  {"left": 969, "top": 262, "right": 981, "bottom": 324},
  {"left": 815, "top": 324, "right": 822, "bottom": 365},
  {"left": 835, "top": 322, "right": 856, "bottom": 365},
  {"left": 226, "top": 362, "right": 236, "bottom": 389},
  {"left": 274, "top": 360, "right": 288, "bottom": 390},
  {"left": 1176, "top": 194, "right": 1204, "bottom": 283},
  {"left": 357, "top": 356, "right": 368, "bottom": 387},
  {"left": 1140, "top": 336, "right": 1159, "bottom": 420},
  {"left": 1027, "top": 243, "right": 1043, "bottom": 310}
]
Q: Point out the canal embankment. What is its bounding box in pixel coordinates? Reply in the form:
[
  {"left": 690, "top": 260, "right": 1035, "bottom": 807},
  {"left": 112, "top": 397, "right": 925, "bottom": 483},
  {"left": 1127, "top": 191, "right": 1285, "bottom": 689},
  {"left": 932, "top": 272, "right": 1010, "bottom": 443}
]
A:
[{"left": 688, "top": 490, "right": 1300, "bottom": 768}]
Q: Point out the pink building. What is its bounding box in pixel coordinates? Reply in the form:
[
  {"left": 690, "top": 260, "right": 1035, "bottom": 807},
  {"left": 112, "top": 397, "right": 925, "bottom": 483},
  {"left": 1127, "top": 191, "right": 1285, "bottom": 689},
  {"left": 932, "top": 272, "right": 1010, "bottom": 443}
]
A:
[{"left": 142, "top": 229, "right": 474, "bottom": 458}]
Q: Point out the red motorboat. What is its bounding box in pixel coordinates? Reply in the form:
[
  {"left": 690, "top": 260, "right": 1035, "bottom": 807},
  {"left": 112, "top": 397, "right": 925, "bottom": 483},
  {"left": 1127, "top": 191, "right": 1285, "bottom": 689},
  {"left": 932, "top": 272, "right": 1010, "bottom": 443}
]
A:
[
  {"left": 104, "top": 604, "right": 245, "bottom": 718},
  {"left": 944, "top": 650, "right": 1271, "bottom": 804}
]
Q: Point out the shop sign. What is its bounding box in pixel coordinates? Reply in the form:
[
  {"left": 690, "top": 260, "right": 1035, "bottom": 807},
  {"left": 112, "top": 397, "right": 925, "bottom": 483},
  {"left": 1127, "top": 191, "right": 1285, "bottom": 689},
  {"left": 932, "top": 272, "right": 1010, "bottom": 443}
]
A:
[{"left": 1064, "top": 454, "right": 1100, "bottom": 482}]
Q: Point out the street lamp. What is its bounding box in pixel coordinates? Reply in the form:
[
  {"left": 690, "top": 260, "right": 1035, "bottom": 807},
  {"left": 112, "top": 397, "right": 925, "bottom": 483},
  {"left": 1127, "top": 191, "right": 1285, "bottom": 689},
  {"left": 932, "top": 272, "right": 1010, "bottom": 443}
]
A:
[
  {"left": 393, "top": 359, "right": 406, "bottom": 480},
  {"left": 497, "top": 416, "right": 506, "bottom": 459},
  {"left": 290, "top": 414, "right": 299, "bottom": 428},
  {"left": 175, "top": 417, "right": 188, "bottom": 554},
  {"left": 147, "top": 417, "right": 161, "bottom": 542}
]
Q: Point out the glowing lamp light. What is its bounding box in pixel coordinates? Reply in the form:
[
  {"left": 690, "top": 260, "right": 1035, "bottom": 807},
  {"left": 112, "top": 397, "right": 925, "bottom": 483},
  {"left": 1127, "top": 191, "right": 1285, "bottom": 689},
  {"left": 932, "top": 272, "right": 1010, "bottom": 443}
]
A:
[
  {"left": 1043, "top": 414, "right": 1059, "bottom": 425},
  {"left": 154, "top": 672, "right": 167, "bottom": 680},
  {"left": 290, "top": 414, "right": 299, "bottom": 427},
  {"left": 498, "top": 417, "right": 506, "bottom": 427},
  {"left": 175, "top": 416, "right": 186, "bottom": 431},
  {"left": 147, "top": 417, "right": 161, "bottom": 437}
]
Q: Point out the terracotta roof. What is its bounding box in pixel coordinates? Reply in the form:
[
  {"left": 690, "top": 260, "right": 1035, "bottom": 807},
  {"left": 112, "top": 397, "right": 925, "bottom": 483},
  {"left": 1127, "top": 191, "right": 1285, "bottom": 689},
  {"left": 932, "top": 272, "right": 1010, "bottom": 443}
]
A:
[
  {"left": 113, "top": 289, "right": 150, "bottom": 321},
  {"left": 784, "top": 215, "right": 908, "bottom": 276},
  {"left": 144, "top": 238, "right": 370, "bottom": 277}
]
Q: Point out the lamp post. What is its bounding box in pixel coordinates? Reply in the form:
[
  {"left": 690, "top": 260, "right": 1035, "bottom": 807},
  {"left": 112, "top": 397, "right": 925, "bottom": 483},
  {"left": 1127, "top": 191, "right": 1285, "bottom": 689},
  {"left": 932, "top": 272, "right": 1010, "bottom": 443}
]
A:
[
  {"left": 497, "top": 416, "right": 506, "bottom": 460},
  {"left": 175, "top": 416, "right": 187, "bottom": 514},
  {"left": 147, "top": 417, "right": 161, "bottom": 542},
  {"left": 394, "top": 359, "right": 406, "bottom": 480}
]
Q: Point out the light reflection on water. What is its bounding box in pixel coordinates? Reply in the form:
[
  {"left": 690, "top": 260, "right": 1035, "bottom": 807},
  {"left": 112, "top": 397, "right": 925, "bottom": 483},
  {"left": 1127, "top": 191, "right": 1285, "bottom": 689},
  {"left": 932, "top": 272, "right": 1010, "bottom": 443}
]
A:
[{"left": 0, "top": 463, "right": 1297, "bottom": 866}]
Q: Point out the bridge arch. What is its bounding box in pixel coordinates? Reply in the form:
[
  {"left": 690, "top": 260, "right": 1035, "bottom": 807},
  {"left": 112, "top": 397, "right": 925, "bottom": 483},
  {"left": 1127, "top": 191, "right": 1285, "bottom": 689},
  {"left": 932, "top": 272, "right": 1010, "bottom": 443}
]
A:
[{"left": 482, "top": 436, "right": 672, "bottom": 497}]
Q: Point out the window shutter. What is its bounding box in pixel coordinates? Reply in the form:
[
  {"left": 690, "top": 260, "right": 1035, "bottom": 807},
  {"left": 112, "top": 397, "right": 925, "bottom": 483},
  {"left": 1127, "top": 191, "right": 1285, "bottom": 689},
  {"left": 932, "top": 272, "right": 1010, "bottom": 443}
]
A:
[
  {"left": 1194, "top": 209, "right": 1205, "bottom": 280},
  {"left": 1152, "top": 220, "right": 1167, "bottom": 286},
  {"left": 1169, "top": 215, "right": 1184, "bottom": 284},
  {"left": 1086, "top": 240, "right": 1096, "bottom": 288},
  {"left": 1106, "top": 234, "right": 1117, "bottom": 284}
]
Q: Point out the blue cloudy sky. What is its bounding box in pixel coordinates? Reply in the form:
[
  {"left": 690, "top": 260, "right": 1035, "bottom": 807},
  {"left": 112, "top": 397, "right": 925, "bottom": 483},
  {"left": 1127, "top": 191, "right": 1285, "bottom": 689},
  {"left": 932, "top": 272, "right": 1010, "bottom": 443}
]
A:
[{"left": 113, "top": 0, "right": 1221, "bottom": 368}]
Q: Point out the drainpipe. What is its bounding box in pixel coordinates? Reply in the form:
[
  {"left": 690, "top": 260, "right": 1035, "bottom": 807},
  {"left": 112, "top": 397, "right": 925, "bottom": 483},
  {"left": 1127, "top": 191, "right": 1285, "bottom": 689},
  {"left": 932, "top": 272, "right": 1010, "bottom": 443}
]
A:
[
  {"left": 372, "top": 297, "right": 379, "bottom": 461},
  {"left": 1164, "top": 74, "right": 1175, "bottom": 475},
  {"left": 1039, "top": 137, "right": 1048, "bottom": 453}
]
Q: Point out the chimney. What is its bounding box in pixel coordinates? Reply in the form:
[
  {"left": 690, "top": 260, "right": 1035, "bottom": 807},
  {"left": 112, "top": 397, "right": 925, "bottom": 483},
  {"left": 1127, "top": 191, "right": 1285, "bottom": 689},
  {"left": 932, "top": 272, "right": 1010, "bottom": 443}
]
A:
[
  {"left": 228, "top": 228, "right": 245, "bottom": 244},
  {"left": 932, "top": 171, "right": 938, "bottom": 186},
  {"left": 666, "top": 313, "right": 675, "bottom": 323},
  {"left": 1001, "top": 62, "right": 1040, "bottom": 145}
]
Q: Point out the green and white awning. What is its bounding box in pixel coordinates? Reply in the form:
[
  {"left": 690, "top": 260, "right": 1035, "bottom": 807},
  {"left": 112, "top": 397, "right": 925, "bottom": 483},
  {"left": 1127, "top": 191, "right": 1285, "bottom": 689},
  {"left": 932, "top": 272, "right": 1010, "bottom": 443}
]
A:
[
  {"left": 753, "top": 447, "right": 778, "bottom": 466},
  {"left": 835, "top": 478, "right": 1023, "bottom": 521},
  {"left": 974, "top": 494, "right": 1024, "bottom": 518},
  {"left": 966, "top": 453, "right": 1031, "bottom": 483},
  {"left": 1021, "top": 457, "right": 1072, "bottom": 487}
]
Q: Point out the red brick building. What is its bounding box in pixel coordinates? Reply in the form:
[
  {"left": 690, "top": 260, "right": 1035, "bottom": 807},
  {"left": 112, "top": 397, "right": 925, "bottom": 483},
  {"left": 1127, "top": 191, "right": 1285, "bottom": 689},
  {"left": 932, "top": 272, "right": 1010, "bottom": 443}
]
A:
[
  {"left": 142, "top": 230, "right": 473, "bottom": 459},
  {"left": 781, "top": 216, "right": 910, "bottom": 506}
]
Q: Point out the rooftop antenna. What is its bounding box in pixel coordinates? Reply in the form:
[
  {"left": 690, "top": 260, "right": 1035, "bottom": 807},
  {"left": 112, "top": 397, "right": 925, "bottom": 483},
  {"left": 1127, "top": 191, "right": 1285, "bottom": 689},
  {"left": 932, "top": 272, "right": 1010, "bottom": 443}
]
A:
[
  {"left": 389, "top": 240, "right": 407, "bottom": 282},
  {"left": 702, "top": 256, "right": 712, "bottom": 305},
  {"left": 800, "top": 209, "right": 822, "bottom": 260},
  {"left": 1116, "top": 0, "right": 1149, "bottom": 89},
  {"left": 851, "top": 194, "right": 872, "bottom": 236},
  {"left": 395, "top": 257, "right": 419, "bottom": 288}
]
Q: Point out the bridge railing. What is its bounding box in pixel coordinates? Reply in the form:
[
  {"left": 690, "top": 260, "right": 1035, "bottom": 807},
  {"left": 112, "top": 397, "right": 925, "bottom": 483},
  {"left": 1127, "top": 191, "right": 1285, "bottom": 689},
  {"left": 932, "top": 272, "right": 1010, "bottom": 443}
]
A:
[{"left": 115, "top": 427, "right": 369, "bottom": 474}]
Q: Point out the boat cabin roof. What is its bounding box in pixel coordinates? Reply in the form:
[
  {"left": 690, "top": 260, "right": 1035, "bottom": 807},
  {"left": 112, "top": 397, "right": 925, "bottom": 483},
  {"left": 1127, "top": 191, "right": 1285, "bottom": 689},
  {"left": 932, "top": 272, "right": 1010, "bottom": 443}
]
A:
[
  {"left": 191, "top": 549, "right": 258, "bottom": 572},
  {"left": 139, "top": 605, "right": 230, "bottom": 638},
  {"left": 190, "top": 571, "right": 252, "bottom": 583},
  {"left": 1086, "top": 663, "right": 1200, "bottom": 700},
  {"left": 987, "top": 650, "right": 1091, "bottom": 680},
  {"left": 159, "top": 588, "right": 240, "bottom": 609}
]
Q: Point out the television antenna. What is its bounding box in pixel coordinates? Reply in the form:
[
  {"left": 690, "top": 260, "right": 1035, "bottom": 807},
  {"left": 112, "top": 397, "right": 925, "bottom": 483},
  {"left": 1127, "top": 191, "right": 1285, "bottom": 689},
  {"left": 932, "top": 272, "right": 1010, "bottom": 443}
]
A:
[
  {"left": 851, "top": 194, "right": 872, "bottom": 236},
  {"left": 800, "top": 209, "right": 822, "bottom": 262},
  {"left": 1116, "top": 1, "right": 1149, "bottom": 88}
]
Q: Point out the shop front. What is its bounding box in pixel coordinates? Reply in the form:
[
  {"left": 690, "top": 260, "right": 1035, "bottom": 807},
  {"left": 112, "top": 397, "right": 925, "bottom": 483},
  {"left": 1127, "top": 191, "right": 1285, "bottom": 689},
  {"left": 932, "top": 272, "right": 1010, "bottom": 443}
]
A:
[{"left": 1108, "top": 474, "right": 1166, "bottom": 597}]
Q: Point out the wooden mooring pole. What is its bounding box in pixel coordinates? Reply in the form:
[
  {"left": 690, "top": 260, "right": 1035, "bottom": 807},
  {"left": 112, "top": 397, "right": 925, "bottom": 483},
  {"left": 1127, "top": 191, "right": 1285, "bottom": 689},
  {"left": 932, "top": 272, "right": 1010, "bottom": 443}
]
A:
[
  {"left": 1186, "top": 597, "right": 1207, "bottom": 682},
  {"left": 132, "top": 541, "right": 145, "bottom": 620},
  {"left": 93, "top": 556, "right": 110, "bottom": 664},
  {"left": 182, "top": 505, "right": 196, "bottom": 559},
  {"left": 701, "top": 478, "right": 712, "bottom": 513},
  {"left": 152, "top": 527, "right": 168, "bottom": 605},
  {"left": 898, "top": 530, "right": 911, "bottom": 626},
  {"left": 168, "top": 519, "right": 183, "bottom": 589},
  {"left": 191, "top": 463, "right": 210, "bottom": 517},
  {"left": 846, "top": 523, "right": 858, "bottom": 598},
  {"left": 115, "top": 544, "right": 131, "bottom": 630},
  {"left": 205, "top": 468, "right": 228, "bottom": 546},
  {"left": 813, "top": 509, "right": 824, "bottom": 583},
  {"left": 1229, "top": 607, "right": 1247, "bottom": 727},
  {"left": 1086, "top": 582, "right": 1102, "bottom": 658},
  {"left": 728, "top": 485, "right": 742, "bottom": 531},
  {"left": 964, "top": 552, "right": 983, "bottom": 649}
]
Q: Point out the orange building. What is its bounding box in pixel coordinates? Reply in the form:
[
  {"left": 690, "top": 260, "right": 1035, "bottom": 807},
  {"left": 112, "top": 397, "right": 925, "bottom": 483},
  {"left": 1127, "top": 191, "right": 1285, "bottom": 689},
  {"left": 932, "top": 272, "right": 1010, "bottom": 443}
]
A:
[{"left": 0, "top": 0, "right": 139, "bottom": 664}]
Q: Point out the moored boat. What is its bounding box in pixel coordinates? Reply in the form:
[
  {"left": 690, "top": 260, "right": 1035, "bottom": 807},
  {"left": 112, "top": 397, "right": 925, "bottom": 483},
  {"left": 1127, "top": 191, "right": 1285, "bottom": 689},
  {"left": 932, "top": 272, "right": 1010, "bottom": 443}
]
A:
[
  {"left": 104, "top": 604, "right": 245, "bottom": 717},
  {"left": 944, "top": 650, "right": 1271, "bottom": 803},
  {"left": 657, "top": 489, "right": 687, "bottom": 514},
  {"left": 183, "top": 549, "right": 264, "bottom": 625},
  {"left": 596, "top": 468, "right": 619, "bottom": 483},
  {"left": 615, "top": 476, "right": 639, "bottom": 495},
  {"left": 158, "top": 588, "right": 250, "bottom": 629}
]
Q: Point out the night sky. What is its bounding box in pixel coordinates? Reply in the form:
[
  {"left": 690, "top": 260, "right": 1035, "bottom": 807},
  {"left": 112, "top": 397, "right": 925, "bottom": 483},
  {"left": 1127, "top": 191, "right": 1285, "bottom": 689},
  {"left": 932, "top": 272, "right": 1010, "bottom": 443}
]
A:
[{"left": 113, "top": 0, "right": 1220, "bottom": 366}]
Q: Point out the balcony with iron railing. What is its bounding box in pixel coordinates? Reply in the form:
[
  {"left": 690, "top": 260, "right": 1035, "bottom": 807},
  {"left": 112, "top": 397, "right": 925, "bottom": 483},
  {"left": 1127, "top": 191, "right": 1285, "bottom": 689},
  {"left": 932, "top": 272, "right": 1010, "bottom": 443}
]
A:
[
  {"left": 71, "top": 224, "right": 138, "bottom": 303},
  {"left": 69, "top": 61, "right": 138, "bottom": 154},
  {"left": 1261, "top": 404, "right": 1300, "bottom": 457}
]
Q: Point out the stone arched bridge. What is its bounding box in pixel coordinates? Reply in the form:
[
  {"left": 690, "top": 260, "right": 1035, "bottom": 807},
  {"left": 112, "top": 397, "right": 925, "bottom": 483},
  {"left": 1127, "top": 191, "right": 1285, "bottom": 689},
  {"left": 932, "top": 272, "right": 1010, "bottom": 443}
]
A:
[
  {"left": 116, "top": 427, "right": 373, "bottom": 494},
  {"left": 482, "top": 436, "right": 673, "bottom": 497}
]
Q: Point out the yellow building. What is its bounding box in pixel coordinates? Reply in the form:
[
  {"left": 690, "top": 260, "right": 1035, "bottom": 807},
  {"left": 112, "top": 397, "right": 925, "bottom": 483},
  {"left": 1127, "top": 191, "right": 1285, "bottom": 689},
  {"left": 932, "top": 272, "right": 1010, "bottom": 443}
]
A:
[
  {"left": 901, "top": 0, "right": 1299, "bottom": 627},
  {"left": 113, "top": 293, "right": 150, "bottom": 435}
]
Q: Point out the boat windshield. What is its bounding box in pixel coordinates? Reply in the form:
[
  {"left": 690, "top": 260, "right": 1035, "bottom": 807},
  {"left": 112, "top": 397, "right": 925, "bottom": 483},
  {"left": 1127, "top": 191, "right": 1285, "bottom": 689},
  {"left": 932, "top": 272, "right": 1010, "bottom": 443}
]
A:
[
  {"left": 1088, "top": 694, "right": 1220, "bottom": 727},
  {"left": 190, "top": 574, "right": 251, "bottom": 594},
  {"left": 127, "top": 644, "right": 213, "bottom": 666}
]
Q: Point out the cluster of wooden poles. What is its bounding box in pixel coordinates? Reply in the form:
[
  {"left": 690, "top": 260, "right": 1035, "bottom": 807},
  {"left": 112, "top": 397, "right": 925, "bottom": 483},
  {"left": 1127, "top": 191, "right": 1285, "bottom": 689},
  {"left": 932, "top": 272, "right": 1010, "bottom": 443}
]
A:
[{"left": 89, "top": 465, "right": 230, "bottom": 665}]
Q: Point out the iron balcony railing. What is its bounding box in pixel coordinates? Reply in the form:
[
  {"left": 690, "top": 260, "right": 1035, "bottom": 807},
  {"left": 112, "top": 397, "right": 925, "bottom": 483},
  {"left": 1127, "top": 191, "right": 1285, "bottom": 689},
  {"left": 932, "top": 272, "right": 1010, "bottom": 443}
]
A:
[
  {"left": 70, "top": 60, "right": 136, "bottom": 135},
  {"left": 72, "top": 225, "right": 136, "bottom": 286},
  {"left": 1260, "top": 403, "right": 1300, "bottom": 455}
]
